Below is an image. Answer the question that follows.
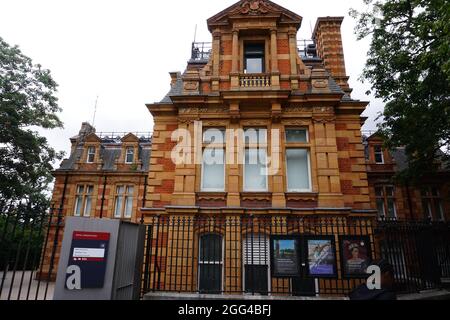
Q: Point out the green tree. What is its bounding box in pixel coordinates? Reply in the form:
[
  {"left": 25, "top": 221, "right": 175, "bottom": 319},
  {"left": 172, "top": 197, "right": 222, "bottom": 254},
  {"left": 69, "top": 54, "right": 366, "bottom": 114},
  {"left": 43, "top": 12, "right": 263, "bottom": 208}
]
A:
[
  {"left": 350, "top": 0, "right": 450, "bottom": 180},
  {"left": 0, "top": 36, "right": 63, "bottom": 210}
]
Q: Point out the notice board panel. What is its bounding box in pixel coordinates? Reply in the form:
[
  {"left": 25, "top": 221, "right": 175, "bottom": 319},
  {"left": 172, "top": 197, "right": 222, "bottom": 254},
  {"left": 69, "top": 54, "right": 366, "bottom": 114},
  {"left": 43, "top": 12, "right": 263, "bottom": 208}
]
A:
[{"left": 66, "top": 231, "right": 110, "bottom": 289}]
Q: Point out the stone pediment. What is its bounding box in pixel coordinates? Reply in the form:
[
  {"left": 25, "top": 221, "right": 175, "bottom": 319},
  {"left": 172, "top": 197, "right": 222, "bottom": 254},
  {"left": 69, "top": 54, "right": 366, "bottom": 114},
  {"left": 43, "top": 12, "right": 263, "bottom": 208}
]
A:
[
  {"left": 121, "top": 133, "right": 139, "bottom": 143},
  {"left": 84, "top": 133, "right": 101, "bottom": 143},
  {"left": 207, "top": 0, "right": 302, "bottom": 30}
]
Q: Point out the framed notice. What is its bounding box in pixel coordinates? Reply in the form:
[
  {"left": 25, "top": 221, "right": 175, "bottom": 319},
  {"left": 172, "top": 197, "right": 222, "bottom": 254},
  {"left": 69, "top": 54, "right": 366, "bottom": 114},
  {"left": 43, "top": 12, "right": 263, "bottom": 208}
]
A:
[
  {"left": 340, "top": 236, "right": 372, "bottom": 278},
  {"left": 66, "top": 231, "right": 110, "bottom": 289},
  {"left": 304, "top": 236, "right": 338, "bottom": 278},
  {"left": 270, "top": 236, "right": 300, "bottom": 277}
]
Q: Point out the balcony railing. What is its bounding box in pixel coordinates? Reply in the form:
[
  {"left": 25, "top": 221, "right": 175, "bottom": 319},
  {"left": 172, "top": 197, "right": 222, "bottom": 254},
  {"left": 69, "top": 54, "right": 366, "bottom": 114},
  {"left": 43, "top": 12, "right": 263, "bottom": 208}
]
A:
[{"left": 240, "top": 73, "right": 271, "bottom": 88}]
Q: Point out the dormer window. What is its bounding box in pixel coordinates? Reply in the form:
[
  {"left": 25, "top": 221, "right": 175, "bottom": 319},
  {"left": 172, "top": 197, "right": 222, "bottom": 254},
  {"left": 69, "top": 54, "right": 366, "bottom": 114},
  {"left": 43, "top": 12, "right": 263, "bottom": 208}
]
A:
[
  {"left": 125, "top": 147, "right": 134, "bottom": 164},
  {"left": 87, "top": 146, "right": 96, "bottom": 163},
  {"left": 244, "top": 42, "right": 265, "bottom": 73},
  {"left": 374, "top": 145, "right": 384, "bottom": 164}
]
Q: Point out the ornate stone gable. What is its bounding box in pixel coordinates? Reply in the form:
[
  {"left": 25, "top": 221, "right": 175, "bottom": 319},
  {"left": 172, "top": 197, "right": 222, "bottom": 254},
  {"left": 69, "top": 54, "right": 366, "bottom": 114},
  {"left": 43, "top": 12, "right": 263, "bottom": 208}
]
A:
[
  {"left": 232, "top": 0, "right": 272, "bottom": 15},
  {"left": 207, "top": 0, "right": 302, "bottom": 30}
]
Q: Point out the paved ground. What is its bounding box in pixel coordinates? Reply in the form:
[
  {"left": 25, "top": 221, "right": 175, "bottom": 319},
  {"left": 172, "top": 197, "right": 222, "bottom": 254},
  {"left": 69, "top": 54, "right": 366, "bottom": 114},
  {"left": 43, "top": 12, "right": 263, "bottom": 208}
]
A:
[{"left": 0, "top": 271, "right": 54, "bottom": 300}]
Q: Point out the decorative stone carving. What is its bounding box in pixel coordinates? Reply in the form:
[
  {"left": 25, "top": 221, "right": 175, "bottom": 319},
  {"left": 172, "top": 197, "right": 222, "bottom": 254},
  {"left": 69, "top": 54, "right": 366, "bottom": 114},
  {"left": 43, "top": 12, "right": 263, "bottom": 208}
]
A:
[
  {"left": 182, "top": 70, "right": 200, "bottom": 94},
  {"left": 183, "top": 81, "right": 199, "bottom": 91},
  {"left": 313, "top": 117, "right": 336, "bottom": 124},
  {"left": 282, "top": 119, "right": 311, "bottom": 126},
  {"left": 239, "top": 0, "right": 270, "bottom": 15},
  {"left": 284, "top": 106, "right": 312, "bottom": 113},
  {"left": 202, "top": 121, "right": 229, "bottom": 127},
  {"left": 178, "top": 118, "right": 194, "bottom": 125},
  {"left": 312, "top": 79, "right": 329, "bottom": 89},
  {"left": 313, "top": 106, "right": 334, "bottom": 113},
  {"left": 179, "top": 107, "right": 208, "bottom": 114},
  {"left": 240, "top": 120, "right": 267, "bottom": 126},
  {"left": 240, "top": 192, "right": 272, "bottom": 202}
]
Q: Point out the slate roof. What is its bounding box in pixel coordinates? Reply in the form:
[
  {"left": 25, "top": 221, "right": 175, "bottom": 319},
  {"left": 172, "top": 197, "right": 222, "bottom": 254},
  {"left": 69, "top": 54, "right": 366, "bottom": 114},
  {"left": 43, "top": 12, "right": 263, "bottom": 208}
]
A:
[
  {"left": 328, "top": 76, "right": 345, "bottom": 95},
  {"left": 57, "top": 139, "right": 152, "bottom": 173},
  {"left": 160, "top": 72, "right": 183, "bottom": 103},
  {"left": 390, "top": 148, "right": 408, "bottom": 171}
]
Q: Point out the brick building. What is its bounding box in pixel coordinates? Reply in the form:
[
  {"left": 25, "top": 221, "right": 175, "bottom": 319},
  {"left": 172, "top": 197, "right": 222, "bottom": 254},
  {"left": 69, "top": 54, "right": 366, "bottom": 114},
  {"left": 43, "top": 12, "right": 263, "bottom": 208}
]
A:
[{"left": 48, "top": 0, "right": 449, "bottom": 296}]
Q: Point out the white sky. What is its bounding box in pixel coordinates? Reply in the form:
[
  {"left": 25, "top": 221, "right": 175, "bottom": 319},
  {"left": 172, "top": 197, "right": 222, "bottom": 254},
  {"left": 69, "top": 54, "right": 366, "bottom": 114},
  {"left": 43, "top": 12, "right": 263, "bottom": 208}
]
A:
[{"left": 0, "top": 0, "right": 384, "bottom": 161}]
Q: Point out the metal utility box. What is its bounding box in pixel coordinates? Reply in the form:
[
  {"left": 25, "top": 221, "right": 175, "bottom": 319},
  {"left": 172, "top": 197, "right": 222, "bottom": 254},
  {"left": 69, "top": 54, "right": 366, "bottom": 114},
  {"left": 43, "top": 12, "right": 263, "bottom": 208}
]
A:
[{"left": 53, "top": 217, "right": 145, "bottom": 300}]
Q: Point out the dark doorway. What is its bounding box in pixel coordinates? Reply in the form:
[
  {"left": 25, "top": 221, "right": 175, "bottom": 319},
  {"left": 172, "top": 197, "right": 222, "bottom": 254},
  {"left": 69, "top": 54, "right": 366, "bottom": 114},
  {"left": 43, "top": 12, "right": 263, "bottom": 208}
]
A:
[{"left": 198, "top": 234, "right": 222, "bottom": 294}]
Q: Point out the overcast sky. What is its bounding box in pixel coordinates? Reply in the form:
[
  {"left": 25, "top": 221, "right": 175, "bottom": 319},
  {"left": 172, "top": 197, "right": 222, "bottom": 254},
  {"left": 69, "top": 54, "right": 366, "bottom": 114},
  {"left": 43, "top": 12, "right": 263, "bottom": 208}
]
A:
[{"left": 1, "top": 0, "right": 384, "bottom": 162}]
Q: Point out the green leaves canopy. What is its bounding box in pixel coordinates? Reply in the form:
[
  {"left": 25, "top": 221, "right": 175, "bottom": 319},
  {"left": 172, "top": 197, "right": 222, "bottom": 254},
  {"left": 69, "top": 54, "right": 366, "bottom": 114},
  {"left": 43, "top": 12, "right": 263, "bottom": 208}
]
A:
[
  {"left": 0, "top": 37, "right": 63, "bottom": 209},
  {"left": 351, "top": 0, "right": 450, "bottom": 180}
]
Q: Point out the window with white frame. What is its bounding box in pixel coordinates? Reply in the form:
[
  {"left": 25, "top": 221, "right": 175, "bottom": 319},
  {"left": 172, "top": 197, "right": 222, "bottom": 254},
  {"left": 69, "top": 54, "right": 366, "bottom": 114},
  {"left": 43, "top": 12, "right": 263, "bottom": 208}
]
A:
[
  {"left": 114, "top": 185, "right": 134, "bottom": 219},
  {"left": 243, "top": 234, "right": 269, "bottom": 294},
  {"left": 375, "top": 186, "right": 397, "bottom": 219},
  {"left": 285, "top": 129, "right": 311, "bottom": 192},
  {"left": 125, "top": 147, "right": 134, "bottom": 164},
  {"left": 244, "top": 128, "right": 268, "bottom": 192},
  {"left": 374, "top": 145, "right": 384, "bottom": 164},
  {"left": 201, "top": 128, "right": 225, "bottom": 192},
  {"left": 74, "top": 185, "right": 94, "bottom": 217},
  {"left": 87, "top": 146, "right": 96, "bottom": 163},
  {"left": 421, "top": 187, "right": 445, "bottom": 221}
]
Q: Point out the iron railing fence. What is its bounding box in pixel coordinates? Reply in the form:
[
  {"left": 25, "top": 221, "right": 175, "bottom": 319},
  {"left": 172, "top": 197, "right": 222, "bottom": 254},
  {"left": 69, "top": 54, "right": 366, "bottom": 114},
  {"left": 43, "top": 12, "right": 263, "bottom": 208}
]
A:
[
  {"left": 0, "top": 205, "right": 63, "bottom": 300},
  {"left": 375, "top": 219, "right": 450, "bottom": 293},
  {"left": 2, "top": 204, "right": 449, "bottom": 300},
  {"left": 141, "top": 215, "right": 378, "bottom": 297}
]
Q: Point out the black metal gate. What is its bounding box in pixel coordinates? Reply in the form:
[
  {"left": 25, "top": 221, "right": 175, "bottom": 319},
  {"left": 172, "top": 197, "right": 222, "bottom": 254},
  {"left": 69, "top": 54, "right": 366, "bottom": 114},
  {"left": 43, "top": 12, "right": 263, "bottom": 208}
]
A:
[
  {"left": 0, "top": 205, "right": 63, "bottom": 300},
  {"left": 375, "top": 219, "right": 450, "bottom": 293}
]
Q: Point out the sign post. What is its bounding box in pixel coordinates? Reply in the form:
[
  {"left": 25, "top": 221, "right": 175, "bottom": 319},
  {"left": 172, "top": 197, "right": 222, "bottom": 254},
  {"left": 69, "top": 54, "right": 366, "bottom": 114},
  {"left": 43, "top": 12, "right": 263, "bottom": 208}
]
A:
[{"left": 54, "top": 217, "right": 145, "bottom": 300}]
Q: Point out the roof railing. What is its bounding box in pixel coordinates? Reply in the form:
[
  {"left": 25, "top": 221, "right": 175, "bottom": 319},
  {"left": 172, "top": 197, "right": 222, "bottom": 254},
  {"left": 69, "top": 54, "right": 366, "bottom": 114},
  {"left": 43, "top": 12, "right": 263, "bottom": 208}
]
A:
[
  {"left": 297, "top": 39, "right": 319, "bottom": 59},
  {"left": 190, "top": 40, "right": 319, "bottom": 61},
  {"left": 91, "top": 132, "right": 153, "bottom": 142},
  {"left": 191, "top": 42, "right": 212, "bottom": 62}
]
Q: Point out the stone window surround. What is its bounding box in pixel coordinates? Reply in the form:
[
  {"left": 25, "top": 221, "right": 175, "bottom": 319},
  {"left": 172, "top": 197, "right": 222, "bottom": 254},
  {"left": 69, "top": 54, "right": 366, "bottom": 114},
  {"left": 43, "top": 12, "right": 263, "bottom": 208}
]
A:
[
  {"left": 113, "top": 184, "right": 135, "bottom": 219},
  {"left": 284, "top": 127, "right": 312, "bottom": 193},
  {"left": 73, "top": 183, "right": 95, "bottom": 217}
]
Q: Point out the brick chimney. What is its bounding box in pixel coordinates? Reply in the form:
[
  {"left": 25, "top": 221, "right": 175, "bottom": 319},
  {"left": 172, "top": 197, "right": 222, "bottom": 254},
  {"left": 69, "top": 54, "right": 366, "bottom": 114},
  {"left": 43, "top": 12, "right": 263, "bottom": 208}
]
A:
[
  {"left": 79, "top": 122, "right": 96, "bottom": 136},
  {"left": 312, "top": 17, "right": 351, "bottom": 95}
]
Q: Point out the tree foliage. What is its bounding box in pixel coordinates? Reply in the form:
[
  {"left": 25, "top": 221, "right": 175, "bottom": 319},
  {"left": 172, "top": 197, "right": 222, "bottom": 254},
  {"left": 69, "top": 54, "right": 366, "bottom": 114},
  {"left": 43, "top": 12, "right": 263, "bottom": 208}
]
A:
[
  {"left": 350, "top": 0, "right": 450, "bottom": 180},
  {"left": 0, "top": 37, "right": 63, "bottom": 210}
]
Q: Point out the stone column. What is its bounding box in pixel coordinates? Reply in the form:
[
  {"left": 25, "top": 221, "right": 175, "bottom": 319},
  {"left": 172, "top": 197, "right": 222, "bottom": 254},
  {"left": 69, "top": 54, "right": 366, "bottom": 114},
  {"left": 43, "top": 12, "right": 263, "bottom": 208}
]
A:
[
  {"left": 231, "top": 29, "right": 239, "bottom": 73},
  {"left": 230, "top": 29, "right": 240, "bottom": 89},
  {"left": 270, "top": 29, "right": 278, "bottom": 72},
  {"left": 270, "top": 111, "right": 285, "bottom": 207},
  {"left": 212, "top": 30, "right": 221, "bottom": 91},
  {"left": 227, "top": 118, "right": 241, "bottom": 207},
  {"left": 270, "top": 29, "right": 280, "bottom": 88},
  {"left": 288, "top": 29, "right": 299, "bottom": 89}
]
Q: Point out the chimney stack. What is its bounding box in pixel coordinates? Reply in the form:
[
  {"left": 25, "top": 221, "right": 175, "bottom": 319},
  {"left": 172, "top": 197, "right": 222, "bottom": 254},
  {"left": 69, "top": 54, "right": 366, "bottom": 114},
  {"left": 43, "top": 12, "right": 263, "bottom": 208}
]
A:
[
  {"left": 79, "top": 122, "right": 96, "bottom": 136},
  {"left": 169, "top": 71, "right": 180, "bottom": 86},
  {"left": 313, "top": 17, "right": 352, "bottom": 96}
]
